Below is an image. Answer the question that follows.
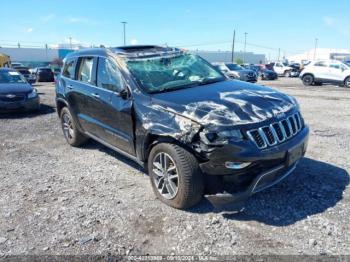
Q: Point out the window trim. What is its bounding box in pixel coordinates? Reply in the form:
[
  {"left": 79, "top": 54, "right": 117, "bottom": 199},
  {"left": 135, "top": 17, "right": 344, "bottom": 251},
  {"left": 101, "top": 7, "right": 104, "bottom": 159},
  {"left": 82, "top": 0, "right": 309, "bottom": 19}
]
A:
[
  {"left": 96, "top": 56, "right": 126, "bottom": 93},
  {"left": 76, "top": 56, "right": 98, "bottom": 85},
  {"left": 62, "top": 57, "right": 77, "bottom": 79}
]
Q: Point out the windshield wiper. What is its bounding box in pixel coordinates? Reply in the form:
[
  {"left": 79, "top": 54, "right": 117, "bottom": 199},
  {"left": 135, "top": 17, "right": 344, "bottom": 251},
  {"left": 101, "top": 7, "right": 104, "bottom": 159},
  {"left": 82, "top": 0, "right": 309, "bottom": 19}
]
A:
[
  {"left": 197, "top": 77, "right": 224, "bottom": 85},
  {"left": 151, "top": 82, "right": 201, "bottom": 94},
  {"left": 150, "top": 78, "right": 224, "bottom": 94}
]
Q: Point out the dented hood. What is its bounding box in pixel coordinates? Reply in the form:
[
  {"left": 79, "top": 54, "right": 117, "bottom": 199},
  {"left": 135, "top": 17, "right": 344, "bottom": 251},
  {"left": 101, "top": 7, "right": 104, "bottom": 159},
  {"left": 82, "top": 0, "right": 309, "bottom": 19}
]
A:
[{"left": 151, "top": 80, "right": 297, "bottom": 127}]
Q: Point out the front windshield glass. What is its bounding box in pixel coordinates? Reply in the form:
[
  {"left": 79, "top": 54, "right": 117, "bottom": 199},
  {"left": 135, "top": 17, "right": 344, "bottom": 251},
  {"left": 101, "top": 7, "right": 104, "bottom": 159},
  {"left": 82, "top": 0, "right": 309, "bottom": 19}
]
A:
[
  {"left": 0, "top": 71, "right": 26, "bottom": 84},
  {"left": 225, "top": 63, "right": 243, "bottom": 71},
  {"left": 125, "top": 54, "right": 225, "bottom": 93}
]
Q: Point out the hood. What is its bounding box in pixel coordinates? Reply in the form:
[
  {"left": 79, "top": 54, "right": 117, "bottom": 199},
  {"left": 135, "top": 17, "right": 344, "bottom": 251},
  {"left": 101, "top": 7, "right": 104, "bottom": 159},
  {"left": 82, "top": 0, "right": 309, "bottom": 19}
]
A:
[
  {"left": 0, "top": 83, "right": 33, "bottom": 95},
  {"left": 151, "top": 80, "right": 297, "bottom": 127}
]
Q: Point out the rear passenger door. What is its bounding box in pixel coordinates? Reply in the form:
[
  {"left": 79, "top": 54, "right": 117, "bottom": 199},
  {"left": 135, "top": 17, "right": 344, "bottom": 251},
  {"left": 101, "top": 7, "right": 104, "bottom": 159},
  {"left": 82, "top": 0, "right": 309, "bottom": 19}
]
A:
[{"left": 69, "top": 56, "right": 99, "bottom": 133}]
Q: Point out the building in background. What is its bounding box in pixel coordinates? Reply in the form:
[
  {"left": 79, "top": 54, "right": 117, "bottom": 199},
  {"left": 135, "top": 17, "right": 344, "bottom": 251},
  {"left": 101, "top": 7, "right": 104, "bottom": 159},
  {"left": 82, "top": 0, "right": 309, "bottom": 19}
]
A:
[
  {"left": 287, "top": 48, "right": 350, "bottom": 63},
  {"left": 191, "top": 50, "right": 266, "bottom": 64},
  {"left": 0, "top": 47, "right": 74, "bottom": 67}
]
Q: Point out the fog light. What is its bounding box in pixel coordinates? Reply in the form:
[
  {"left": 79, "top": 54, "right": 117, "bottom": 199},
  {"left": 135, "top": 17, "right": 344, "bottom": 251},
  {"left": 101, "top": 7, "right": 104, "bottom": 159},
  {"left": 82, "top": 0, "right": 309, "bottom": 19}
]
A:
[{"left": 225, "top": 162, "right": 251, "bottom": 169}]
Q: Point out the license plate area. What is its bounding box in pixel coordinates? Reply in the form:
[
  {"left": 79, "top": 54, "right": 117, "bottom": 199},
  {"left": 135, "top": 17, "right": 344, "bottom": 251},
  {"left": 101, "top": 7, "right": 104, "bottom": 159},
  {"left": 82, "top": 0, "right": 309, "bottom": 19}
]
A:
[{"left": 287, "top": 144, "right": 304, "bottom": 166}]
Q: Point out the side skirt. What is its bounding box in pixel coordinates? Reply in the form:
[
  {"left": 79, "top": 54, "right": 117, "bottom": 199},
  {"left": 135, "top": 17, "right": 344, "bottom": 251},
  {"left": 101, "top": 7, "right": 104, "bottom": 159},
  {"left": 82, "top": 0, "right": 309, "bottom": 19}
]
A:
[{"left": 85, "top": 131, "right": 145, "bottom": 167}]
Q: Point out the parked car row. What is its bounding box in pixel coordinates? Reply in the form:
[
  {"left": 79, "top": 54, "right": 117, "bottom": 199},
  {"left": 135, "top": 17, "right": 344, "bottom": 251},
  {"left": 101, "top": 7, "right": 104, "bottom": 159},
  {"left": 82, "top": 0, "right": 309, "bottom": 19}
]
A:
[{"left": 212, "top": 62, "right": 258, "bottom": 82}]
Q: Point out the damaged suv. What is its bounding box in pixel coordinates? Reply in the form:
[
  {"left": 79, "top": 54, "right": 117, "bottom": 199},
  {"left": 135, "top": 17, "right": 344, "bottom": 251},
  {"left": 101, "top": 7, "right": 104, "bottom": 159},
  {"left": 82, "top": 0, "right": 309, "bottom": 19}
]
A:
[{"left": 56, "top": 46, "right": 309, "bottom": 209}]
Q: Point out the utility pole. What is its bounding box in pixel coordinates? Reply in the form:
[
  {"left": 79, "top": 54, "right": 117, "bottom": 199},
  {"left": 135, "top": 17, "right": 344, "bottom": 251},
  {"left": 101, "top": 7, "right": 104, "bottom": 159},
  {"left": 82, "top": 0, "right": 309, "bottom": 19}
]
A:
[
  {"left": 243, "top": 32, "right": 247, "bottom": 63},
  {"left": 278, "top": 48, "right": 281, "bottom": 61},
  {"left": 121, "top": 21, "right": 127, "bottom": 46},
  {"left": 231, "top": 30, "right": 236, "bottom": 63},
  {"left": 313, "top": 38, "right": 318, "bottom": 60},
  {"left": 69, "top": 37, "right": 72, "bottom": 50}
]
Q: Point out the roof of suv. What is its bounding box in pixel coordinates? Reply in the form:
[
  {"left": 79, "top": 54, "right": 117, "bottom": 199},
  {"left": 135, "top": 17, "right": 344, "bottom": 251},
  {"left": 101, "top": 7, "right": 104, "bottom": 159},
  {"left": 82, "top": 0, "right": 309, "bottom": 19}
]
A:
[{"left": 65, "top": 45, "right": 183, "bottom": 60}]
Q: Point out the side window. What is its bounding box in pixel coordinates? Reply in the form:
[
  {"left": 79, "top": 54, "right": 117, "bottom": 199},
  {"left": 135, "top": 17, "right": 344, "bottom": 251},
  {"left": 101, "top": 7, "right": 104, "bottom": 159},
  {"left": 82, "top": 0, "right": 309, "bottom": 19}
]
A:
[
  {"left": 97, "top": 57, "right": 124, "bottom": 92},
  {"left": 314, "top": 61, "right": 327, "bottom": 67},
  {"left": 62, "top": 59, "right": 76, "bottom": 79},
  {"left": 77, "top": 57, "right": 95, "bottom": 84},
  {"left": 329, "top": 63, "right": 340, "bottom": 70}
]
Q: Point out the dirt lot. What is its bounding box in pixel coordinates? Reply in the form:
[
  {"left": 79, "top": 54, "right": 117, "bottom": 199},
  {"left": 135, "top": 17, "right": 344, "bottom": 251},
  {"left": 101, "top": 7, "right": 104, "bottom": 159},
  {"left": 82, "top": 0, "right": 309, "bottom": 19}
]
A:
[{"left": 0, "top": 78, "right": 349, "bottom": 257}]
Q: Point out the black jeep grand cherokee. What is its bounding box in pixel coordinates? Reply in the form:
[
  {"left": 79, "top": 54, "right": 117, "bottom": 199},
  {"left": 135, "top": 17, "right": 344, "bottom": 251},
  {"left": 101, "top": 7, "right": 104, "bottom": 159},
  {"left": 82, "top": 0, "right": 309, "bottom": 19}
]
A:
[{"left": 56, "top": 46, "right": 309, "bottom": 209}]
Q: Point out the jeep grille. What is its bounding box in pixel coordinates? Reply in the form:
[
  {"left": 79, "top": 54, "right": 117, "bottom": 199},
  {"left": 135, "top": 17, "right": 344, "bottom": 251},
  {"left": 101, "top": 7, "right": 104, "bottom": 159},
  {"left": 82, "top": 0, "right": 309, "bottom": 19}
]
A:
[{"left": 247, "top": 112, "right": 303, "bottom": 149}]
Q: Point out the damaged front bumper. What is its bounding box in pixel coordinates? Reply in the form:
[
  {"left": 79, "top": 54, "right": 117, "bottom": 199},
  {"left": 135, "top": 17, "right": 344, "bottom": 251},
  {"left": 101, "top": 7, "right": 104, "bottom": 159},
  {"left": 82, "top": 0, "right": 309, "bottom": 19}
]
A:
[
  {"left": 205, "top": 160, "right": 299, "bottom": 210},
  {"left": 200, "top": 126, "right": 309, "bottom": 210}
]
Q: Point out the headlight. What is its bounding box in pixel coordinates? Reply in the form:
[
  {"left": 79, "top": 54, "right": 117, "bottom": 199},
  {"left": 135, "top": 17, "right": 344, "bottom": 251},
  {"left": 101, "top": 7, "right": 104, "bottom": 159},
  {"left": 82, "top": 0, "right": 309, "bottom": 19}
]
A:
[
  {"left": 200, "top": 129, "right": 243, "bottom": 144},
  {"left": 27, "top": 89, "right": 38, "bottom": 99}
]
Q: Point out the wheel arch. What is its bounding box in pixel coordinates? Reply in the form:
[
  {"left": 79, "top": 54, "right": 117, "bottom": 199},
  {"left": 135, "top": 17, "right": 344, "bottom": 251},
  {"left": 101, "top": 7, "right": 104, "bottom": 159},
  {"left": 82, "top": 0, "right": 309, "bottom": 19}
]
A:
[
  {"left": 56, "top": 98, "right": 68, "bottom": 116},
  {"left": 302, "top": 72, "right": 315, "bottom": 79},
  {"left": 140, "top": 133, "right": 198, "bottom": 163}
]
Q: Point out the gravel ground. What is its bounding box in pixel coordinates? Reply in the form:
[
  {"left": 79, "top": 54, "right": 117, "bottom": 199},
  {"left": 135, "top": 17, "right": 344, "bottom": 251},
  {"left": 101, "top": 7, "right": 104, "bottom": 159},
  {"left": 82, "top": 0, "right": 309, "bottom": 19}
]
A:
[{"left": 0, "top": 78, "right": 349, "bottom": 257}]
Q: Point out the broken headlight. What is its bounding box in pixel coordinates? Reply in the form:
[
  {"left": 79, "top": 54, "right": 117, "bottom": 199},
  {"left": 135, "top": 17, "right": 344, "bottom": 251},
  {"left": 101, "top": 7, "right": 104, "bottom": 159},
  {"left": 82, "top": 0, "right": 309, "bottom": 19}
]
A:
[{"left": 200, "top": 129, "right": 243, "bottom": 144}]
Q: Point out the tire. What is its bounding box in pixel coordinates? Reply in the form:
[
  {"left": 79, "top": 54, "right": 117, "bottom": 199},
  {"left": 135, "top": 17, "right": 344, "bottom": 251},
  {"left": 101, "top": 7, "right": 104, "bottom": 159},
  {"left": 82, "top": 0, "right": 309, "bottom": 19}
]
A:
[
  {"left": 284, "top": 70, "right": 291, "bottom": 77},
  {"left": 344, "top": 76, "right": 350, "bottom": 88},
  {"left": 302, "top": 74, "right": 314, "bottom": 86},
  {"left": 60, "top": 107, "right": 88, "bottom": 147},
  {"left": 148, "top": 143, "right": 204, "bottom": 209}
]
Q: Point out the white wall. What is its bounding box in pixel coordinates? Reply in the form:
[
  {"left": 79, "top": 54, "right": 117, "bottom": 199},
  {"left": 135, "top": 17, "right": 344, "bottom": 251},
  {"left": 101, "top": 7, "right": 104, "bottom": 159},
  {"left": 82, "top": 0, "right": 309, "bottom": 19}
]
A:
[{"left": 0, "top": 47, "right": 59, "bottom": 62}]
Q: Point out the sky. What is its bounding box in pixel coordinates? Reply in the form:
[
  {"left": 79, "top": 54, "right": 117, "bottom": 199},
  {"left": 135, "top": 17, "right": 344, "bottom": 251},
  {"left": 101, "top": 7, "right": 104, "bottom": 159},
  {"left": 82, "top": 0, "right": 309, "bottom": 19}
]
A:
[{"left": 1, "top": 0, "right": 349, "bottom": 59}]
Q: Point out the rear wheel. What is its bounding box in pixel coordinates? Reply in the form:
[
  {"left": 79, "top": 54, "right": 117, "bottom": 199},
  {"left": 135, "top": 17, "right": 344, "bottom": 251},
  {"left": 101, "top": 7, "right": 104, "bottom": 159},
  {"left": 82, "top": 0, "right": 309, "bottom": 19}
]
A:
[
  {"left": 302, "top": 74, "right": 314, "bottom": 86},
  {"left": 344, "top": 76, "right": 350, "bottom": 88},
  {"left": 148, "top": 143, "right": 204, "bottom": 209},
  {"left": 60, "top": 107, "right": 88, "bottom": 147}
]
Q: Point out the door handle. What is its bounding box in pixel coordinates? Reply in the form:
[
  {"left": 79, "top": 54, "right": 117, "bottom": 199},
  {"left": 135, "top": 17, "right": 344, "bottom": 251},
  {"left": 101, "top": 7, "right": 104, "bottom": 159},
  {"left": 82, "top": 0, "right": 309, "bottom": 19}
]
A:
[
  {"left": 67, "top": 84, "right": 74, "bottom": 90},
  {"left": 91, "top": 93, "right": 100, "bottom": 98}
]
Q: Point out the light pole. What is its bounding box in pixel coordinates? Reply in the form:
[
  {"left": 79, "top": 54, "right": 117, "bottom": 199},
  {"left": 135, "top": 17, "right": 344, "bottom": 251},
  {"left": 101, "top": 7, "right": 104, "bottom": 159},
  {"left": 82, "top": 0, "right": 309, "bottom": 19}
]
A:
[
  {"left": 313, "top": 38, "right": 318, "bottom": 60},
  {"left": 121, "top": 22, "right": 127, "bottom": 46},
  {"left": 243, "top": 32, "right": 247, "bottom": 63},
  {"left": 231, "top": 29, "right": 236, "bottom": 63},
  {"left": 69, "top": 37, "right": 72, "bottom": 50}
]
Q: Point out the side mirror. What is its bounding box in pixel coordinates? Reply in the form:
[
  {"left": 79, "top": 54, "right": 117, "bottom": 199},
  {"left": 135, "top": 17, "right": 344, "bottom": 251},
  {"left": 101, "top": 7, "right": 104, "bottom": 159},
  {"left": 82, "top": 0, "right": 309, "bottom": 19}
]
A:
[{"left": 116, "top": 88, "right": 129, "bottom": 99}]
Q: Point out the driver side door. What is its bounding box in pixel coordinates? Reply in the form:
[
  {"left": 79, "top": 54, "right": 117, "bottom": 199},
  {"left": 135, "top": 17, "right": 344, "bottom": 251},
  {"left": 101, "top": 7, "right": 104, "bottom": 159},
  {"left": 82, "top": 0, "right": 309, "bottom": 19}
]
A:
[{"left": 91, "top": 57, "right": 135, "bottom": 155}]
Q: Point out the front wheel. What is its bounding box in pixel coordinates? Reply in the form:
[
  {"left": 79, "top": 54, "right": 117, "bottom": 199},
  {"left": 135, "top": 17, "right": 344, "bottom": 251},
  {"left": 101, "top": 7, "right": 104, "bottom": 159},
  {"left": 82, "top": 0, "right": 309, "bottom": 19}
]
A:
[
  {"left": 148, "top": 143, "right": 204, "bottom": 209},
  {"left": 60, "top": 107, "right": 88, "bottom": 147},
  {"left": 284, "top": 70, "right": 291, "bottom": 77},
  {"left": 344, "top": 76, "right": 350, "bottom": 88},
  {"left": 302, "top": 74, "right": 314, "bottom": 86}
]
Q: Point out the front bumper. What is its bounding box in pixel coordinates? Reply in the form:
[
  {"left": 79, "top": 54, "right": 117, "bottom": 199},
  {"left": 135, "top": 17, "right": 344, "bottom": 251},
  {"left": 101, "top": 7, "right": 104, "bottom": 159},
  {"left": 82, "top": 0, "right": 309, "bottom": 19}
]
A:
[
  {"left": 200, "top": 126, "right": 309, "bottom": 209},
  {"left": 205, "top": 160, "right": 299, "bottom": 209},
  {"left": 0, "top": 97, "right": 40, "bottom": 112},
  {"left": 264, "top": 74, "right": 278, "bottom": 80}
]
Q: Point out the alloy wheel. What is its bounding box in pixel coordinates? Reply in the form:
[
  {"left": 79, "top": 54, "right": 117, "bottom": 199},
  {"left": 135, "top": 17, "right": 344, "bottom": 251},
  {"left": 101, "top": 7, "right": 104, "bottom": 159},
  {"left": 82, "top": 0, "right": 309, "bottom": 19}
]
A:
[
  {"left": 345, "top": 78, "right": 350, "bottom": 88},
  {"left": 152, "top": 152, "right": 179, "bottom": 199},
  {"left": 62, "top": 113, "right": 74, "bottom": 140}
]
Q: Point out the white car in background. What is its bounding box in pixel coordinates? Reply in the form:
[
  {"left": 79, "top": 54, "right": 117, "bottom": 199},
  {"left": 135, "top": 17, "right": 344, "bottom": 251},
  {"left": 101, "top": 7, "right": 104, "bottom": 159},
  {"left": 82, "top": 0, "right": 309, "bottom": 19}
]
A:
[
  {"left": 212, "top": 62, "right": 240, "bottom": 79},
  {"left": 273, "top": 62, "right": 293, "bottom": 77},
  {"left": 300, "top": 60, "right": 350, "bottom": 87}
]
